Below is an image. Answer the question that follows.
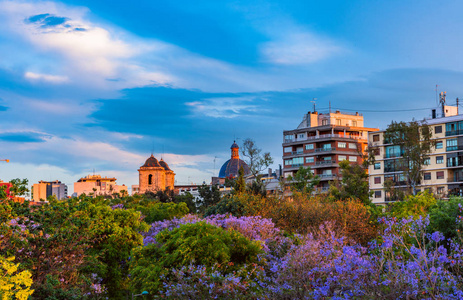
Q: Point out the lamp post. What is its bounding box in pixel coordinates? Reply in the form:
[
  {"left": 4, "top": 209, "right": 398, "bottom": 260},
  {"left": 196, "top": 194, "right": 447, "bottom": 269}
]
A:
[{"left": 132, "top": 291, "right": 148, "bottom": 300}]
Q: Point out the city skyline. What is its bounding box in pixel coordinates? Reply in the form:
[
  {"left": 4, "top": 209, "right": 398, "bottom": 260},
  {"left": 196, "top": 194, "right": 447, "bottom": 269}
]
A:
[{"left": 1, "top": 0, "right": 463, "bottom": 191}]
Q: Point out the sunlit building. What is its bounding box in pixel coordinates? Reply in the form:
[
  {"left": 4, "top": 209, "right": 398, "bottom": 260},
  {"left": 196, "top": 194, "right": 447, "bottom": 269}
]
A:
[
  {"left": 73, "top": 175, "right": 127, "bottom": 197},
  {"left": 32, "top": 180, "right": 68, "bottom": 201},
  {"left": 283, "top": 109, "right": 379, "bottom": 191},
  {"left": 138, "top": 155, "right": 175, "bottom": 193}
]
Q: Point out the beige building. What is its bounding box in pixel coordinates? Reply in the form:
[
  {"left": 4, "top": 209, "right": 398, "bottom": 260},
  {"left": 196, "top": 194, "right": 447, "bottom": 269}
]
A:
[
  {"left": 369, "top": 102, "right": 462, "bottom": 204},
  {"left": 283, "top": 109, "right": 378, "bottom": 191},
  {"left": 32, "top": 180, "right": 68, "bottom": 201},
  {"left": 138, "top": 155, "right": 175, "bottom": 194},
  {"left": 73, "top": 175, "right": 127, "bottom": 197}
]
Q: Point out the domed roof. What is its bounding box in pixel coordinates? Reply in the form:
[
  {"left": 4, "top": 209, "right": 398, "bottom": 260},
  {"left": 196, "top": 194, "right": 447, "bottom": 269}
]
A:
[
  {"left": 231, "top": 141, "right": 239, "bottom": 149},
  {"left": 141, "top": 155, "right": 162, "bottom": 168},
  {"left": 218, "top": 158, "right": 251, "bottom": 178},
  {"left": 159, "top": 158, "right": 172, "bottom": 171}
]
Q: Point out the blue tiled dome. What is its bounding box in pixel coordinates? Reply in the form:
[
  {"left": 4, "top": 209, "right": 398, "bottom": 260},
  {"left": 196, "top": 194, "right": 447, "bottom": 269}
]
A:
[{"left": 218, "top": 158, "right": 251, "bottom": 178}]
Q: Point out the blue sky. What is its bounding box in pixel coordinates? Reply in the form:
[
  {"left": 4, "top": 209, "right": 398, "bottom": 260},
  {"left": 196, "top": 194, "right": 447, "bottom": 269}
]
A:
[{"left": 1, "top": 0, "right": 463, "bottom": 193}]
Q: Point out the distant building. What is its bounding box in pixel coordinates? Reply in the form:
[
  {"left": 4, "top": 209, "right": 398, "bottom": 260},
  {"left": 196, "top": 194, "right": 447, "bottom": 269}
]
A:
[
  {"left": 131, "top": 185, "right": 139, "bottom": 195},
  {"left": 283, "top": 109, "right": 379, "bottom": 191},
  {"left": 138, "top": 155, "right": 175, "bottom": 194},
  {"left": 73, "top": 175, "right": 127, "bottom": 197},
  {"left": 369, "top": 99, "right": 463, "bottom": 203},
  {"left": 32, "top": 180, "right": 68, "bottom": 201},
  {"left": 212, "top": 141, "right": 251, "bottom": 186}
]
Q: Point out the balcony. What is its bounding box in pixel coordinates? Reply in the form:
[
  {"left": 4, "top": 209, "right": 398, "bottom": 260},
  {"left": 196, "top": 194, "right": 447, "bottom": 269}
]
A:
[
  {"left": 315, "top": 160, "right": 336, "bottom": 165},
  {"left": 446, "top": 145, "right": 463, "bottom": 151},
  {"left": 292, "top": 150, "right": 304, "bottom": 155},
  {"left": 318, "top": 174, "right": 337, "bottom": 180},
  {"left": 315, "top": 147, "right": 336, "bottom": 153},
  {"left": 284, "top": 134, "right": 366, "bottom": 144},
  {"left": 446, "top": 130, "right": 463, "bottom": 137}
]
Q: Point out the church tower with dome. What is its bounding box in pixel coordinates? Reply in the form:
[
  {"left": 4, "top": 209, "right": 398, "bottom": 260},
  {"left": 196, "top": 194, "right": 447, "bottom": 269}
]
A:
[
  {"left": 218, "top": 141, "right": 251, "bottom": 179},
  {"left": 138, "top": 155, "right": 175, "bottom": 193}
]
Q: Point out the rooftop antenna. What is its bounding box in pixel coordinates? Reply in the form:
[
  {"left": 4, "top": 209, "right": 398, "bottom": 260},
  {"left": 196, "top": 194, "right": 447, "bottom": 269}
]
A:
[
  {"left": 439, "top": 91, "right": 446, "bottom": 117},
  {"left": 311, "top": 98, "right": 317, "bottom": 113},
  {"left": 213, "top": 156, "right": 218, "bottom": 175}
]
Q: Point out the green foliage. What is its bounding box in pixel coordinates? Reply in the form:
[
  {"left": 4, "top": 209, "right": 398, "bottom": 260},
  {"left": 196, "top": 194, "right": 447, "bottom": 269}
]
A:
[
  {"left": 142, "top": 202, "right": 189, "bottom": 223},
  {"left": 8, "top": 178, "right": 29, "bottom": 197},
  {"left": 0, "top": 255, "right": 34, "bottom": 300},
  {"left": 129, "top": 222, "right": 263, "bottom": 295},
  {"left": 233, "top": 167, "right": 246, "bottom": 194},
  {"left": 204, "top": 192, "right": 269, "bottom": 218},
  {"left": 173, "top": 192, "right": 196, "bottom": 213},
  {"left": 383, "top": 120, "right": 433, "bottom": 195},
  {"left": 387, "top": 191, "right": 437, "bottom": 220},
  {"left": 328, "top": 160, "right": 372, "bottom": 204},
  {"left": 196, "top": 184, "right": 221, "bottom": 211},
  {"left": 288, "top": 166, "right": 319, "bottom": 194},
  {"left": 241, "top": 138, "right": 274, "bottom": 177},
  {"left": 428, "top": 197, "right": 463, "bottom": 241},
  {"left": 0, "top": 196, "right": 148, "bottom": 299}
]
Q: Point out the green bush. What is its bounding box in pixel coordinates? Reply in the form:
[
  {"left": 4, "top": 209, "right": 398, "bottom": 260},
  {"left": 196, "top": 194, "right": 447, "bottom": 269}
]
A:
[
  {"left": 129, "top": 222, "right": 263, "bottom": 294},
  {"left": 428, "top": 197, "right": 463, "bottom": 241}
]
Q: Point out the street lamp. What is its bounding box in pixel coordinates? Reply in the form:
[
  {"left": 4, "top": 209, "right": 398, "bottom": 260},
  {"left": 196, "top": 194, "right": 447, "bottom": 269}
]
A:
[{"left": 132, "top": 291, "right": 148, "bottom": 299}]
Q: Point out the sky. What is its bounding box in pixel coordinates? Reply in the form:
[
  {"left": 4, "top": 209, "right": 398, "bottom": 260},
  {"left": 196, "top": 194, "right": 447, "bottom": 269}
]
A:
[{"left": 1, "top": 0, "right": 463, "bottom": 194}]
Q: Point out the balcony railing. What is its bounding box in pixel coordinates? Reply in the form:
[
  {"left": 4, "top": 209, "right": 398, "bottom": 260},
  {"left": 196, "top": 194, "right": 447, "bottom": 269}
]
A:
[
  {"left": 319, "top": 174, "right": 337, "bottom": 179},
  {"left": 446, "top": 145, "right": 463, "bottom": 151},
  {"left": 291, "top": 150, "right": 304, "bottom": 155},
  {"left": 315, "top": 147, "right": 336, "bottom": 152},
  {"left": 315, "top": 160, "right": 337, "bottom": 165},
  {"left": 446, "top": 130, "right": 463, "bottom": 137},
  {"left": 284, "top": 134, "right": 366, "bottom": 144}
]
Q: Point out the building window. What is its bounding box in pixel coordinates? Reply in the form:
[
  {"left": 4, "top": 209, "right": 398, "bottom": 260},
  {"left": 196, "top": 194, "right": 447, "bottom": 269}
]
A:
[
  {"left": 373, "top": 134, "right": 380, "bottom": 142},
  {"left": 424, "top": 172, "right": 431, "bottom": 180},
  {"left": 349, "top": 143, "right": 357, "bottom": 149},
  {"left": 372, "top": 148, "right": 380, "bottom": 156},
  {"left": 148, "top": 174, "right": 153, "bottom": 185},
  {"left": 374, "top": 191, "right": 381, "bottom": 198},
  {"left": 324, "top": 156, "right": 332, "bottom": 161},
  {"left": 298, "top": 134, "right": 305, "bottom": 139},
  {"left": 337, "top": 119, "right": 341, "bottom": 125},
  {"left": 306, "top": 157, "right": 314, "bottom": 163},
  {"left": 285, "top": 159, "right": 292, "bottom": 166},
  {"left": 323, "top": 143, "right": 332, "bottom": 150},
  {"left": 437, "top": 186, "right": 445, "bottom": 194},
  {"left": 322, "top": 119, "right": 328, "bottom": 126},
  {"left": 284, "top": 147, "right": 292, "bottom": 153},
  {"left": 338, "top": 142, "right": 346, "bottom": 148},
  {"left": 424, "top": 158, "right": 430, "bottom": 165},
  {"left": 305, "top": 144, "right": 314, "bottom": 150},
  {"left": 374, "top": 162, "right": 381, "bottom": 170},
  {"left": 436, "top": 156, "right": 444, "bottom": 164},
  {"left": 352, "top": 121, "right": 357, "bottom": 127},
  {"left": 285, "top": 135, "right": 293, "bottom": 141},
  {"left": 436, "top": 171, "right": 444, "bottom": 180},
  {"left": 374, "top": 177, "right": 381, "bottom": 184},
  {"left": 338, "top": 155, "right": 347, "bottom": 161},
  {"left": 349, "top": 156, "right": 357, "bottom": 162},
  {"left": 436, "top": 141, "right": 443, "bottom": 149},
  {"left": 435, "top": 126, "right": 442, "bottom": 134},
  {"left": 447, "top": 139, "right": 458, "bottom": 151}
]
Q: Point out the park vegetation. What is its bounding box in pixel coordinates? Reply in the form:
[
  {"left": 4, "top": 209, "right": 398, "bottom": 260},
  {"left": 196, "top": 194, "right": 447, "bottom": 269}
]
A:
[{"left": 0, "top": 168, "right": 462, "bottom": 299}]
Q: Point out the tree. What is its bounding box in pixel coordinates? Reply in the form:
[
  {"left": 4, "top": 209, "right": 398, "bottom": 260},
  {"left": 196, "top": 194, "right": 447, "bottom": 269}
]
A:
[
  {"left": 328, "top": 160, "right": 372, "bottom": 204},
  {"left": 0, "top": 255, "right": 34, "bottom": 300},
  {"left": 383, "top": 120, "right": 433, "bottom": 195},
  {"left": 288, "top": 166, "right": 319, "bottom": 194},
  {"left": 241, "top": 138, "right": 274, "bottom": 177},
  {"left": 8, "top": 178, "right": 29, "bottom": 197},
  {"left": 196, "top": 184, "right": 221, "bottom": 212}
]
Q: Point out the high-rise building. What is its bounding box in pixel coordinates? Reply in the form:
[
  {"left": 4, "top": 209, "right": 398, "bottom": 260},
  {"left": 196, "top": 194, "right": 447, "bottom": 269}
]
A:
[
  {"left": 369, "top": 102, "right": 462, "bottom": 204},
  {"left": 73, "top": 175, "right": 127, "bottom": 197},
  {"left": 283, "top": 109, "right": 379, "bottom": 191},
  {"left": 32, "top": 180, "right": 68, "bottom": 201}
]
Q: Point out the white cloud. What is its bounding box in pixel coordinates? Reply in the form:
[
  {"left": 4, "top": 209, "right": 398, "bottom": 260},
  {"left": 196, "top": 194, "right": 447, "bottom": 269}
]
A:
[
  {"left": 186, "top": 96, "right": 267, "bottom": 118},
  {"left": 24, "top": 71, "right": 68, "bottom": 83},
  {"left": 261, "top": 31, "right": 342, "bottom": 65}
]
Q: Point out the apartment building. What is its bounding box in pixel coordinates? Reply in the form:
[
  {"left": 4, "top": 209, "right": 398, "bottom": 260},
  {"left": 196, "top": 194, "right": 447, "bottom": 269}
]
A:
[
  {"left": 32, "top": 180, "right": 68, "bottom": 201},
  {"left": 283, "top": 109, "right": 379, "bottom": 191},
  {"left": 73, "top": 174, "right": 127, "bottom": 197},
  {"left": 368, "top": 103, "right": 462, "bottom": 204}
]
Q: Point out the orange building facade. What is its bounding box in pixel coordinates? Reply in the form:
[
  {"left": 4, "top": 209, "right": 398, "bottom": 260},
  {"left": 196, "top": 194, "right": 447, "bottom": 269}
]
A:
[{"left": 138, "top": 155, "right": 175, "bottom": 193}]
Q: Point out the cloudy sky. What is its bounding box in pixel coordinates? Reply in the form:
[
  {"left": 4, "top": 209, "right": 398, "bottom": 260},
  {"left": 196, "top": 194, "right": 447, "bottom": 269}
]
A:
[{"left": 1, "top": 0, "right": 463, "bottom": 193}]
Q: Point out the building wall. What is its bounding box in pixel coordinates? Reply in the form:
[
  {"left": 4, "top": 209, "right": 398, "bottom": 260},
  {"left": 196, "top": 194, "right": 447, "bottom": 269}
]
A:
[
  {"left": 74, "top": 175, "right": 126, "bottom": 197},
  {"left": 32, "top": 181, "right": 68, "bottom": 201},
  {"left": 138, "top": 167, "right": 166, "bottom": 193}
]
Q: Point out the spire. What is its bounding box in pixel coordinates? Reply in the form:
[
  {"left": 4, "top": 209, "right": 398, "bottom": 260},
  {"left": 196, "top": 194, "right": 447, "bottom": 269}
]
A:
[{"left": 231, "top": 140, "right": 239, "bottom": 159}]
